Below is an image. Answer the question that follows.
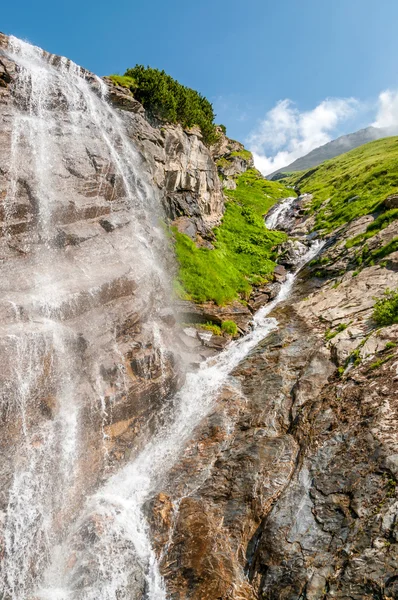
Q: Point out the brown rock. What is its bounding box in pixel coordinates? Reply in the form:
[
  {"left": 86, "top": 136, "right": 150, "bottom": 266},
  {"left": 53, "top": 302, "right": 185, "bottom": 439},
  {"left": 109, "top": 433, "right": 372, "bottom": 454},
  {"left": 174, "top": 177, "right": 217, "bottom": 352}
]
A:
[{"left": 383, "top": 193, "right": 398, "bottom": 209}]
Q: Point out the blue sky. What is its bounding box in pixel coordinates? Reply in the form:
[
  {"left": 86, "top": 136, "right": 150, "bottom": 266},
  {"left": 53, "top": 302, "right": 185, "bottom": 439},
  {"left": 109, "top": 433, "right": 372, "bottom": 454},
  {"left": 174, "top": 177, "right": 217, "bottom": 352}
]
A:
[{"left": 3, "top": 0, "right": 398, "bottom": 172}]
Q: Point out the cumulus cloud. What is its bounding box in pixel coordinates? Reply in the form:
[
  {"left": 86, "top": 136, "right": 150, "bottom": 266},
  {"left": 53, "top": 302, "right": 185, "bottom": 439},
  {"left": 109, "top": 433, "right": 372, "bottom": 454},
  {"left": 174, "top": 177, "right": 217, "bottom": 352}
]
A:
[
  {"left": 372, "top": 90, "right": 398, "bottom": 129},
  {"left": 247, "top": 97, "right": 358, "bottom": 175}
]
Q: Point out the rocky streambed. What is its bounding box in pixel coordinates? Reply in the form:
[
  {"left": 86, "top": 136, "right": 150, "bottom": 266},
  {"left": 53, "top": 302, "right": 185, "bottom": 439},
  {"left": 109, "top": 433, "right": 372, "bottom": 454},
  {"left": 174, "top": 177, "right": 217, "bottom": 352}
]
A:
[{"left": 143, "top": 195, "right": 398, "bottom": 600}]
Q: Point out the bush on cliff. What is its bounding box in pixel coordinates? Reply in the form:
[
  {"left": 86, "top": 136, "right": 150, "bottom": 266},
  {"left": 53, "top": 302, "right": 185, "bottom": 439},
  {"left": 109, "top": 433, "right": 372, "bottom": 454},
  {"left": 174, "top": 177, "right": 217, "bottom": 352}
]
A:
[
  {"left": 174, "top": 169, "right": 290, "bottom": 305},
  {"left": 116, "top": 65, "right": 218, "bottom": 146},
  {"left": 373, "top": 288, "right": 398, "bottom": 326}
]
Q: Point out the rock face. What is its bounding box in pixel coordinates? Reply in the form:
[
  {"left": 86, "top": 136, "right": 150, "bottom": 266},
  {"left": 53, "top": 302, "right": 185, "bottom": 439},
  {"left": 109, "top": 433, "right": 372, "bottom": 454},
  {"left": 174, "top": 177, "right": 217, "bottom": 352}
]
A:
[
  {"left": 1, "top": 31, "right": 398, "bottom": 600},
  {"left": 146, "top": 275, "right": 398, "bottom": 600},
  {"left": 0, "top": 33, "right": 191, "bottom": 597},
  {"left": 145, "top": 199, "right": 398, "bottom": 598},
  {"left": 105, "top": 78, "right": 225, "bottom": 239}
]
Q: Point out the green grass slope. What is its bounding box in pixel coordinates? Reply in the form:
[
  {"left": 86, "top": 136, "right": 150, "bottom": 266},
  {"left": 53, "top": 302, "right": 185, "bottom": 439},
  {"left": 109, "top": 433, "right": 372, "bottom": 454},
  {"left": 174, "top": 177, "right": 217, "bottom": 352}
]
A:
[
  {"left": 284, "top": 137, "right": 398, "bottom": 232},
  {"left": 175, "top": 169, "right": 291, "bottom": 305}
]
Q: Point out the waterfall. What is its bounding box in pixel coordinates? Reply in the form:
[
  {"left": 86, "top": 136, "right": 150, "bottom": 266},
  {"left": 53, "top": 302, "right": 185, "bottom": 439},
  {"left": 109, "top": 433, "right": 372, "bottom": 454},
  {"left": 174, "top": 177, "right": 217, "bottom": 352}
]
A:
[
  {"left": 35, "top": 240, "right": 323, "bottom": 600},
  {"left": 265, "top": 195, "right": 296, "bottom": 230},
  {"left": 0, "top": 36, "right": 172, "bottom": 600},
  {"left": 0, "top": 36, "right": 324, "bottom": 600}
]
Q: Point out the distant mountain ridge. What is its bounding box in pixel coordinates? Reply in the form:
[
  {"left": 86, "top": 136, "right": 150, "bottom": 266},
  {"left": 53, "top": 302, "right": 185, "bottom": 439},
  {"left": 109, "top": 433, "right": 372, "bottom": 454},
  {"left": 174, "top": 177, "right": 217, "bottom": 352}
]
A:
[{"left": 268, "top": 126, "right": 397, "bottom": 179}]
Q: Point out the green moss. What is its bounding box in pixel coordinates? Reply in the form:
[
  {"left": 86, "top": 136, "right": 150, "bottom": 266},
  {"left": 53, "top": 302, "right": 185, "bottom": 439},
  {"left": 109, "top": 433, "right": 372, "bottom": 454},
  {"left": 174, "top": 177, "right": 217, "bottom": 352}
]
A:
[
  {"left": 325, "top": 322, "right": 348, "bottom": 340},
  {"left": 229, "top": 149, "right": 253, "bottom": 161},
  {"left": 370, "top": 354, "right": 395, "bottom": 369},
  {"left": 174, "top": 169, "right": 291, "bottom": 305},
  {"left": 372, "top": 288, "right": 398, "bottom": 326},
  {"left": 199, "top": 322, "right": 222, "bottom": 336},
  {"left": 370, "top": 237, "right": 398, "bottom": 261},
  {"left": 285, "top": 137, "right": 398, "bottom": 232},
  {"left": 385, "top": 341, "right": 397, "bottom": 350},
  {"left": 216, "top": 157, "right": 230, "bottom": 169},
  {"left": 108, "top": 74, "right": 137, "bottom": 90},
  {"left": 221, "top": 320, "right": 238, "bottom": 336}
]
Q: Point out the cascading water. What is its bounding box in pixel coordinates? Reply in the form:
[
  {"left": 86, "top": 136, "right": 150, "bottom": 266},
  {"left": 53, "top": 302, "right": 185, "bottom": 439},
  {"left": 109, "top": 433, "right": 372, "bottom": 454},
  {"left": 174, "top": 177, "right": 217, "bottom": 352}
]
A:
[
  {"left": 0, "top": 36, "right": 173, "bottom": 600},
  {"left": 265, "top": 195, "right": 296, "bottom": 229},
  {"left": 0, "top": 35, "right": 323, "bottom": 600},
  {"left": 35, "top": 239, "right": 323, "bottom": 599}
]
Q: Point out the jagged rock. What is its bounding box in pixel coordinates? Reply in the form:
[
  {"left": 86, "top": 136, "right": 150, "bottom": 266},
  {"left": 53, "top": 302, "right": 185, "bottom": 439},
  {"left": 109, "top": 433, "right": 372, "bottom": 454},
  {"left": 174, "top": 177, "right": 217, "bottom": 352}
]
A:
[
  {"left": 176, "top": 299, "right": 252, "bottom": 333},
  {"left": 383, "top": 192, "right": 398, "bottom": 209},
  {"left": 222, "top": 177, "right": 237, "bottom": 190},
  {"left": 277, "top": 239, "right": 309, "bottom": 268},
  {"left": 273, "top": 264, "right": 287, "bottom": 282}
]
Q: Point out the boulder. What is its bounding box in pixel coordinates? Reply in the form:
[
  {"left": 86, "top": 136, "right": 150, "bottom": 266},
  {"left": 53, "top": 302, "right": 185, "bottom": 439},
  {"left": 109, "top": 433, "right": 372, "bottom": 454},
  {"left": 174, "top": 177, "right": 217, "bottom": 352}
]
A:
[{"left": 383, "top": 193, "right": 398, "bottom": 209}]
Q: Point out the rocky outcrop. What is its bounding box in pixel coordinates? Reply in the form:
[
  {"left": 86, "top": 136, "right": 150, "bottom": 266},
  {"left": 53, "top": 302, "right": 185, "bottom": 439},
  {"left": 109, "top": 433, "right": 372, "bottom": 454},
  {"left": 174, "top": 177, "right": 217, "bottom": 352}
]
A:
[
  {"left": 212, "top": 135, "right": 254, "bottom": 190},
  {"left": 106, "top": 79, "right": 225, "bottom": 239}
]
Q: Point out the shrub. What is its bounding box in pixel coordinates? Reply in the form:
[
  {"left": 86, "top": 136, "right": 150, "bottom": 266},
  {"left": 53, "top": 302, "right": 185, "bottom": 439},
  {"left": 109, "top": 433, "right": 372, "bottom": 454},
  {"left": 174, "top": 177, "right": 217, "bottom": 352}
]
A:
[
  {"left": 122, "top": 65, "right": 219, "bottom": 145},
  {"left": 372, "top": 288, "right": 398, "bottom": 326},
  {"left": 222, "top": 320, "right": 238, "bottom": 336},
  {"left": 200, "top": 322, "right": 222, "bottom": 336}
]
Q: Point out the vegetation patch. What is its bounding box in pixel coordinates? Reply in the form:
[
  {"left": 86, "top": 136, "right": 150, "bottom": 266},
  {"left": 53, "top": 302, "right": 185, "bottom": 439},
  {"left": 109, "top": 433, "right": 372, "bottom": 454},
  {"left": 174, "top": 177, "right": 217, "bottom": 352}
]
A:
[
  {"left": 370, "top": 354, "right": 395, "bottom": 369},
  {"left": 385, "top": 341, "right": 397, "bottom": 350},
  {"left": 229, "top": 149, "right": 253, "bottom": 161},
  {"left": 346, "top": 208, "right": 398, "bottom": 248},
  {"left": 113, "top": 65, "right": 219, "bottom": 145},
  {"left": 370, "top": 237, "right": 398, "bottom": 261},
  {"left": 108, "top": 74, "right": 137, "bottom": 89},
  {"left": 221, "top": 320, "right": 238, "bottom": 336},
  {"left": 284, "top": 137, "right": 398, "bottom": 232},
  {"left": 198, "top": 322, "right": 222, "bottom": 336},
  {"left": 174, "top": 169, "right": 291, "bottom": 305},
  {"left": 325, "top": 322, "right": 348, "bottom": 341},
  {"left": 372, "top": 288, "right": 398, "bottom": 326}
]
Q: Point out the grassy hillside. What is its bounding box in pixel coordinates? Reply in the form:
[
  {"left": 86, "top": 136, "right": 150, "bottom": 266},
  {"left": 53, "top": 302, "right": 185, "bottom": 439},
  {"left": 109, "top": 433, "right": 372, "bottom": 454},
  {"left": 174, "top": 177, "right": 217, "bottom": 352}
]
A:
[
  {"left": 175, "top": 169, "right": 291, "bottom": 305},
  {"left": 284, "top": 137, "right": 398, "bottom": 232},
  {"left": 269, "top": 126, "right": 391, "bottom": 179}
]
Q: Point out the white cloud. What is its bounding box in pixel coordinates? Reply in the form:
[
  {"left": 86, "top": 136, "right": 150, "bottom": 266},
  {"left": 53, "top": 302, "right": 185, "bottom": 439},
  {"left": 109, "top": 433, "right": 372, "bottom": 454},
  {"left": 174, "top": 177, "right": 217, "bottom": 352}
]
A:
[
  {"left": 372, "top": 90, "right": 398, "bottom": 129},
  {"left": 247, "top": 97, "right": 358, "bottom": 175}
]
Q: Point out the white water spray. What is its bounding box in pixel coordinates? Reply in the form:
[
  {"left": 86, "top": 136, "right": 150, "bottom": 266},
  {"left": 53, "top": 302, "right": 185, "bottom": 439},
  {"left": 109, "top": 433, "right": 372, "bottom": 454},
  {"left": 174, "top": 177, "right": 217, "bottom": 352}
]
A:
[
  {"left": 0, "top": 36, "right": 324, "bottom": 600},
  {"left": 36, "top": 234, "right": 323, "bottom": 600},
  {"left": 0, "top": 36, "right": 171, "bottom": 600},
  {"left": 265, "top": 195, "right": 296, "bottom": 230}
]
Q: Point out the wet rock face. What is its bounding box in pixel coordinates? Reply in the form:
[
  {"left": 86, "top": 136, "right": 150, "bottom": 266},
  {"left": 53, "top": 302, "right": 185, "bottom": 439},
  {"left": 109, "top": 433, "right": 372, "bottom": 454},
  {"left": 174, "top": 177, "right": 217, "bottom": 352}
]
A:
[
  {"left": 0, "top": 34, "right": 185, "bottom": 579},
  {"left": 147, "top": 299, "right": 398, "bottom": 599},
  {"left": 147, "top": 307, "right": 335, "bottom": 599},
  {"left": 256, "top": 341, "right": 398, "bottom": 600}
]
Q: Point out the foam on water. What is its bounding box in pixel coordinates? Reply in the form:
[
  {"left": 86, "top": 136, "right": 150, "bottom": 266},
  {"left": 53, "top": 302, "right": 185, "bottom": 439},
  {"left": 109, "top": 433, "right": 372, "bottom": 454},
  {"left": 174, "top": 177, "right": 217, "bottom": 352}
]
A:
[{"left": 265, "top": 195, "right": 296, "bottom": 230}]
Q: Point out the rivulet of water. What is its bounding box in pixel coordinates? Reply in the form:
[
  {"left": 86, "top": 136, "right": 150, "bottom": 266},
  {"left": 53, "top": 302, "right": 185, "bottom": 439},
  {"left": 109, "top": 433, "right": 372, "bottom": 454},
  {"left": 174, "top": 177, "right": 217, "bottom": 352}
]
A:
[
  {"left": 36, "top": 234, "right": 323, "bottom": 600},
  {"left": 265, "top": 195, "right": 296, "bottom": 229}
]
